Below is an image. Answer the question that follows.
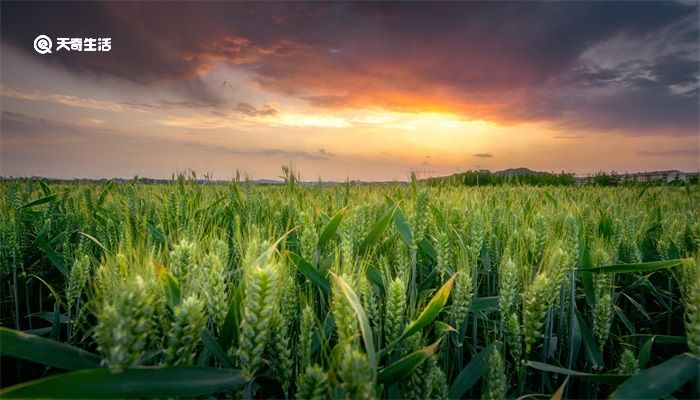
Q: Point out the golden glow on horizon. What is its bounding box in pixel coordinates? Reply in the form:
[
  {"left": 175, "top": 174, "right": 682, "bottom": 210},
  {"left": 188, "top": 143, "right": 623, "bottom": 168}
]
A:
[{"left": 254, "top": 108, "right": 496, "bottom": 131}]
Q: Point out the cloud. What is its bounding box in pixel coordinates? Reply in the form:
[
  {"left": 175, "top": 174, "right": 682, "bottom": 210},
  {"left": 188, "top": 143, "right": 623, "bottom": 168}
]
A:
[
  {"left": 1, "top": 110, "right": 120, "bottom": 153},
  {"left": 122, "top": 100, "right": 280, "bottom": 117},
  {"left": 1, "top": 2, "right": 697, "bottom": 134},
  {"left": 317, "top": 148, "right": 335, "bottom": 158},
  {"left": 261, "top": 148, "right": 334, "bottom": 160},
  {"left": 527, "top": 83, "right": 699, "bottom": 135},
  {"left": 558, "top": 67, "right": 623, "bottom": 88},
  {"left": 233, "top": 102, "right": 278, "bottom": 116},
  {"left": 1, "top": 111, "right": 76, "bottom": 136},
  {"left": 2, "top": 85, "right": 123, "bottom": 111},
  {"left": 509, "top": 38, "right": 699, "bottom": 135},
  {"left": 187, "top": 143, "right": 335, "bottom": 161},
  {"left": 650, "top": 52, "right": 699, "bottom": 86},
  {"left": 0, "top": 110, "right": 111, "bottom": 139},
  {"left": 1, "top": 85, "right": 223, "bottom": 118},
  {"left": 473, "top": 153, "right": 493, "bottom": 158},
  {"left": 637, "top": 149, "right": 699, "bottom": 157},
  {"left": 1, "top": 109, "right": 331, "bottom": 163}
]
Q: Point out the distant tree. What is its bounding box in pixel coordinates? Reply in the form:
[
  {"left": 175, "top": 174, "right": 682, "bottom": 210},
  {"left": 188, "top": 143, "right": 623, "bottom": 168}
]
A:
[
  {"left": 589, "top": 171, "right": 620, "bottom": 186},
  {"left": 427, "top": 170, "right": 575, "bottom": 187}
]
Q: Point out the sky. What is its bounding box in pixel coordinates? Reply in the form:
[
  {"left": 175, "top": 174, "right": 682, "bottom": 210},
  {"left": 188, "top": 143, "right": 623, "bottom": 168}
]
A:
[{"left": 1, "top": 1, "right": 698, "bottom": 181}]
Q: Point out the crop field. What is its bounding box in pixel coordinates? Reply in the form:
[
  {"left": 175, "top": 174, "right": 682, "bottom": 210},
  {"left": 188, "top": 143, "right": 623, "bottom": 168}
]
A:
[{"left": 0, "top": 176, "right": 698, "bottom": 399}]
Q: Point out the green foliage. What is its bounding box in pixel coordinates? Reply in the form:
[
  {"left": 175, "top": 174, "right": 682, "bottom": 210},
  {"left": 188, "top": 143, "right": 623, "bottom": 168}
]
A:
[
  {"left": 612, "top": 353, "right": 700, "bottom": 399},
  {"left": 0, "top": 327, "right": 101, "bottom": 370},
  {"left": 377, "top": 339, "right": 440, "bottom": 384},
  {"left": 0, "top": 367, "right": 248, "bottom": 398}
]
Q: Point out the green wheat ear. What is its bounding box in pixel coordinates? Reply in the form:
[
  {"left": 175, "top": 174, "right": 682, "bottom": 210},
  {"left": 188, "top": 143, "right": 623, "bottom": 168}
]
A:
[
  {"left": 297, "top": 365, "right": 329, "bottom": 400},
  {"left": 94, "top": 275, "right": 154, "bottom": 370},
  {"left": 165, "top": 294, "right": 206, "bottom": 366},
  {"left": 504, "top": 311, "right": 522, "bottom": 363},
  {"left": 498, "top": 256, "right": 522, "bottom": 361},
  {"left": 617, "top": 348, "right": 639, "bottom": 374},
  {"left": 268, "top": 311, "right": 293, "bottom": 396},
  {"left": 169, "top": 239, "right": 195, "bottom": 281},
  {"left": 482, "top": 343, "right": 507, "bottom": 400},
  {"left": 452, "top": 269, "right": 473, "bottom": 333},
  {"left": 360, "top": 275, "right": 379, "bottom": 330},
  {"left": 337, "top": 347, "right": 376, "bottom": 400},
  {"left": 430, "top": 363, "right": 448, "bottom": 400},
  {"left": 211, "top": 237, "right": 229, "bottom": 263},
  {"left": 384, "top": 277, "right": 406, "bottom": 345},
  {"left": 593, "top": 290, "right": 613, "bottom": 348},
  {"left": 590, "top": 246, "right": 614, "bottom": 348},
  {"left": 332, "top": 274, "right": 358, "bottom": 346},
  {"left": 436, "top": 228, "right": 451, "bottom": 281},
  {"left": 498, "top": 257, "right": 519, "bottom": 319},
  {"left": 403, "top": 350, "right": 432, "bottom": 400},
  {"left": 238, "top": 260, "right": 277, "bottom": 378},
  {"left": 522, "top": 273, "right": 550, "bottom": 356},
  {"left": 66, "top": 254, "right": 90, "bottom": 310},
  {"left": 202, "top": 252, "right": 228, "bottom": 327},
  {"left": 298, "top": 304, "right": 317, "bottom": 369},
  {"left": 299, "top": 211, "right": 319, "bottom": 263},
  {"left": 683, "top": 259, "right": 700, "bottom": 356}
]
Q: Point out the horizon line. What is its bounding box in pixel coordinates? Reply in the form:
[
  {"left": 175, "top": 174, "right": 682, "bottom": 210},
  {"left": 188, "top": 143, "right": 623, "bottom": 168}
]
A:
[{"left": 2, "top": 167, "right": 698, "bottom": 184}]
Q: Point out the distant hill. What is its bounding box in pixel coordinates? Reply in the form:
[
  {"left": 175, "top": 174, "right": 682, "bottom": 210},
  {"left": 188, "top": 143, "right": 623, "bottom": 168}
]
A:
[
  {"left": 254, "top": 179, "right": 284, "bottom": 185},
  {"left": 494, "top": 167, "right": 537, "bottom": 177}
]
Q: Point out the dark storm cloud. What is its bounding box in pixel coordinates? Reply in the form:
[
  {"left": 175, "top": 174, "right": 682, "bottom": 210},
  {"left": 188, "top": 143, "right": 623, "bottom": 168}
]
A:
[
  {"left": 1, "top": 2, "right": 205, "bottom": 82},
  {"left": 2, "top": 1, "right": 698, "bottom": 133},
  {"left": 560, "top": 51, "right": 699, "bottom": 91},
  {"left": 0, "top": 2, "right": 224, "bottom": 104},
  {"left": 560, "top": 67, "right": 623, "bottom": 88},
  {"left": 650, "top": 53, "right": 699, "bottom": 86},
  {"left": 522, "top": 53, "right": 699, "bottom": 135}
]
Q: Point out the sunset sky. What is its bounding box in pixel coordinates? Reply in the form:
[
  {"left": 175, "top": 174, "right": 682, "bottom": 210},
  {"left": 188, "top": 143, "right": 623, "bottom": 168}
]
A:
[{"left": 1, "top": 1, "right": 698, "bottom": 181}]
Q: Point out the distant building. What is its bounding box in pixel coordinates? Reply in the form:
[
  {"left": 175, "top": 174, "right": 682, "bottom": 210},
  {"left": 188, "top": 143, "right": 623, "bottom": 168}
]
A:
[
  {"left": 623, "top": 170, "right": 685, "bottom": 182},
  {"left": 573, "top": 176, "right": 588, "bottom": 185},
  {"left": 574, "top": 170, "right": 696, "bottom": 185}
]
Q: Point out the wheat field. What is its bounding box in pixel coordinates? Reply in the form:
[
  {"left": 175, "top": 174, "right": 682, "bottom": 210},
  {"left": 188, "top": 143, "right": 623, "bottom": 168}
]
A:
[{"left": 1, "top": 174, "right": 698, "bottom": 399}]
